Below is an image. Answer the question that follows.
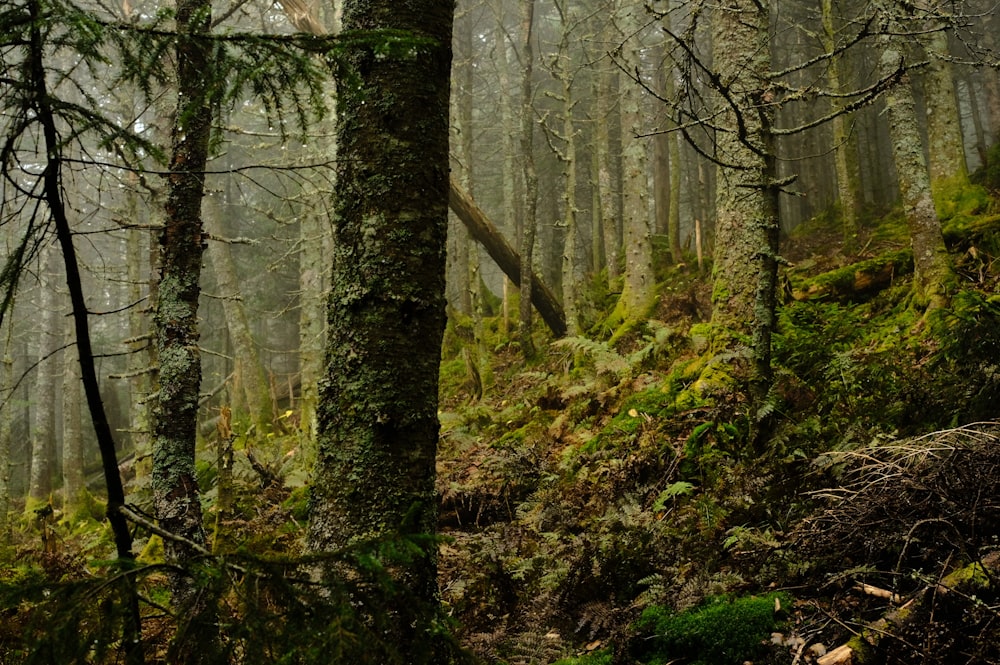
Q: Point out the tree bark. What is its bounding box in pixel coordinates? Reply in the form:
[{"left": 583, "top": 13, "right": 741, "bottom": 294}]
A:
[
  {"left": 710, "top": 0, "right": 780, "bottom": 396},
  {"left": 153, "top": 0, "right": 218, "bottom": 656},
  {"left": 306, "top": 1, "right": 454, "bottom": 662},
  {"left": 28, "top": 246, "right": 59, "bottom": 505},
  {"left": 875, "top": 2, "right": 953, "bottom": 309},
  {"left": 922, "top": 29, "right": 968, "bottom": 192},
  {"left": 517, "top": 0, "right": 539, "bottom": 357},
  {"left": 615, "top": 0, "right": 657, "bottom": 325}
]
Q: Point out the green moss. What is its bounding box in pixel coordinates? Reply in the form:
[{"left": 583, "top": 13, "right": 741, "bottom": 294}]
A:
[
  {"left": 553, "top": 650, "right": 612, "bottom": 665},
  {"left": 932, "top": 176, "right": 990, "bottom": 221},
  {"left": 282, "top": 486, "right": 311, "bottom": 522},
  {"left": 789, "top": 249, "right": 913, "bottom": 301},
  {"left": 636, "top": 592, "right": 792, "bottom": 665},
  {"left": 138, "top": 535, "right": 165, "bottom": 563}
]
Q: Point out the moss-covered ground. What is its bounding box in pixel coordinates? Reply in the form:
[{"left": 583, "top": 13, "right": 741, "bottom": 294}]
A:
[{"left": 4, "top": 194, "right": 1000, "bottom": 664}]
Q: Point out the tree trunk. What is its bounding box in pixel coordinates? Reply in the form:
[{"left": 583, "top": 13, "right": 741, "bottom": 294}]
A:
[
  {"left": 496, "top": 22, "right": 519, "bottom": 336},
  {"left": 29, "top": 247, "right": 59, "bottom": 505},
  {"left": 710, "top": 0, "right": 780, "bottom": 396},
  {"left": 153, "top": 0, "right": 218, "bottom": 656},
  {"left": 596, "top": 46, "right": 622, "bottom": 280},
  {"left": 518, "top": 0, "right": 539, "bottom": 357},
  {"left": 654, "top": 23, "right": 683, "bottom": 264},
  {"left": 204, "top": 194, "right": 275, "bottom": 432},
  {"left": 306, "top": 1, "right": 454, "bottom": 662},
  {"left": 125, "top": 189, "right": 152, "bottom": 470},
  {"left": 552, "top": 0, "right": 579, "bottom": 336},
  {"left": 822, "top": 0, "right": 862, "bottom": 247},
  {"left": 875, "top": 2, "right": 953, "bottom": 309},
  {"left": 62, "top": 325, "right": 84, "bottom": 510},
  {"left": 615, "top": 0, "right": 656, "bottom": 326},
  {"left": 922, "top": 29, "right": 968, "bottom": 193}
]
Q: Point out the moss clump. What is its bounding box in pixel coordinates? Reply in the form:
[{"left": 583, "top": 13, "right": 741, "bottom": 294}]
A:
[
  {"left": 933, "top": 177, "right": 990, "bottom": 221},
  {"left": 553, "top": 650, "right": 612, "bottom": 665},
  {"left": 635, "top": 592, "right": 791, "bottom": 665}
]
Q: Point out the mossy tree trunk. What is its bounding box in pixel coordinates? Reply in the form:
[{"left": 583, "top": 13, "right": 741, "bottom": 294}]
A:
[
  {"left": 921, "top": 28, "right": 968, "bottom": 194},
  {"left": 709, "top": 0, "right": 780, "bottom": 395},
  {"left": 614, "top": 0, "right": 656, "bottom": 327},
  {"left": 875, "top": 1, "right": 953, "bottom": 309},
  {"left": 305, "top": 0, "right": 454, "bottom": 662},
  {"left": 152, "top": 0, "right": 218, "bottom": 657}
]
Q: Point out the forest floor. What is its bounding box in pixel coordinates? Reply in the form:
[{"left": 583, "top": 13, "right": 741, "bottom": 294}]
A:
[
  {"left": 436, "top": 187, "right": 1000, "bottom": 664},
  {"left": 4, "top": 187, "right": 1000, "bottom": 665}
]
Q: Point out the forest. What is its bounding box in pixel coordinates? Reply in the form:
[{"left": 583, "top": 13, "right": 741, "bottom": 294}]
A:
[{"left": 1, "top": 0, "right": 1000, "bottom": 662}]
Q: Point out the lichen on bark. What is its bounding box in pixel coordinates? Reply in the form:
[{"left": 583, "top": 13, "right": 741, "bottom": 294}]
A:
[{"left": 306, "top": 2, "right": 454, "bottom": 662}]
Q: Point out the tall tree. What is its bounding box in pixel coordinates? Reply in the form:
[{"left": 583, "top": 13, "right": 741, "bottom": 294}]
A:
[
  {"left": 708, "top": 0, "right": 780, "bottom": 394},
  {"left": 151, "top": 0, "right": 218, "bottom": 655},
  {"left": 517, "top": 0, "right": 539, "bottom": 356},
  {"left": 874, "top": 0, "right": 953, "bottom": 308},
  {"left": 612, "top": 0, "right": 657, "bottom": 331},
  {"left": 28, "top": 247, "right": 60, "bottom": 505},
  {"left": 306, "top": 1, "right": 454, "bottom": 662}
]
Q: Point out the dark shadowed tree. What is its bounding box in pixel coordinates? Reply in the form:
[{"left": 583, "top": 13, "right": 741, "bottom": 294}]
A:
[{"left": 305, "top": 0, "right": 455, "bottom": 663}]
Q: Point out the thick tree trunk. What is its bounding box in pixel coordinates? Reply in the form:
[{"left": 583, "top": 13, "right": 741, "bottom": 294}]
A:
[
  {"left": 710, "top": 0, "right": 780, "bottom": 395},
  {"left": 922, "top": 29, "right": 968, "bottom": 192},
  {"left": 448, "top": 179, "right": 567, "bottom": 338},
  {"left": 153, "top": 0, "right": 218, "bottom": 657},
  {"left": 875, "top": 4, "right": 953, "bottom": 309},
  {"left": 306, "top": 1, "right": 454, "bottom": 662},
  {"left": 615, "top": 0, "right": 656, "bottom": 325}
]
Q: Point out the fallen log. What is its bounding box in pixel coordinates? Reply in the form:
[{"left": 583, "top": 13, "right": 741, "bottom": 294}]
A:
[
  {"left": 790, "top": 249, "right": 913, "bottom": 302},
  {"left": 448, "top": 176, "right": 567, "bottom": 338}
]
